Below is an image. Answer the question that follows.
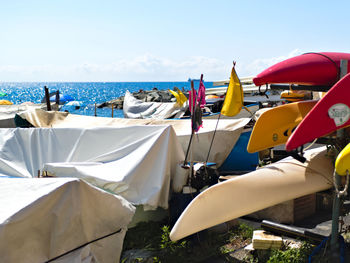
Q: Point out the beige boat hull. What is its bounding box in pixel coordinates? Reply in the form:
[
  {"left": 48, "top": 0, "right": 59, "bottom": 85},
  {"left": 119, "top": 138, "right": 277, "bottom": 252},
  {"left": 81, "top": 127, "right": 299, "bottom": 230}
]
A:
[{"left": 170, "top": 147, "right": 334, "bottom": 241}]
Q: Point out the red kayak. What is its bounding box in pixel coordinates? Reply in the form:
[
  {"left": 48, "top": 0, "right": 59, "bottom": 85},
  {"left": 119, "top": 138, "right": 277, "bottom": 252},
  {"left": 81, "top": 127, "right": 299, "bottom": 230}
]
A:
[
  {"left": 286, "top": 73, "right": 350, "bottom": 151},
  {"left": 253, "top": 52, "right": 350, "bottom": 87}
]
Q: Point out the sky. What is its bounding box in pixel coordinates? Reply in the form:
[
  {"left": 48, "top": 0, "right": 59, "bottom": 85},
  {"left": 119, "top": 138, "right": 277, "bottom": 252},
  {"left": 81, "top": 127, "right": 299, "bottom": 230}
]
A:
[{"left": 1, "top": 0, "right": 350, "bottom": 82}]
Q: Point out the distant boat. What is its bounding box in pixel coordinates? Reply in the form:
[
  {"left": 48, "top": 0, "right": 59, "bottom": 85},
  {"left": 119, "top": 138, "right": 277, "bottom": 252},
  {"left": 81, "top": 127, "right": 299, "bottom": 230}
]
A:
[
  {"left": 187, "top": 78, "right": 202, "bottom": 82},
  {"left": 41, "top": 92, "right": 75, "bottom": 105}
]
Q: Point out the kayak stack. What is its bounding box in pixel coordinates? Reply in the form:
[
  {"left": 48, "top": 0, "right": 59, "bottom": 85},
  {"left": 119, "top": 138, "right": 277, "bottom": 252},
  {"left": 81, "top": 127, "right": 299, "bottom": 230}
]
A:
[
  {"left": 170, "top": 51, "right": 350, "bottom": 259},
  {"left": 248, "top": 51, "right": 350, "bottom": 155}
]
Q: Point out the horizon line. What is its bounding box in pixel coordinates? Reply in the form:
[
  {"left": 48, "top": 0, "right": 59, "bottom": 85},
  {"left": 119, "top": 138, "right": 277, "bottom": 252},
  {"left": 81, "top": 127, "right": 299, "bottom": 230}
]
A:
[{"left": 0, "top": 80, "right": 217, "bottom": 83}]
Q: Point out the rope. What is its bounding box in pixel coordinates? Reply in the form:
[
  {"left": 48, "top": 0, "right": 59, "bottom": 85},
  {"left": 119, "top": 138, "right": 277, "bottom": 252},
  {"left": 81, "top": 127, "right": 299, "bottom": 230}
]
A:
[
  {"left": 303, "top": 52, "right": 340, "bottom": 80},
  {"left": 45, "top": 228, "right": 122, "bottom": 262},
  {"left": 258, "top": 84, "right": 269, "bottom": 98},
  {"left": 304, "top": 138, "right": 318, "bottom": 151},
  {"left": 183, "top": 132, "right": 194, "bottom": 166},
  {"left": 333, "top": 170, "right": 350, "bottom": 198},
  {"left": 275, "top": 160, "right": 333, "bottom": 185},
  {"left": 243, "top": 105, "right": 254, "bottom": 117}
]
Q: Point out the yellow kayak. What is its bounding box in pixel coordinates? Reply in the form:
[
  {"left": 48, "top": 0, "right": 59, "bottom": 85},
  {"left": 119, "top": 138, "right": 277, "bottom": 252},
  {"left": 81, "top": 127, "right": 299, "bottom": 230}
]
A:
[
  {"left": 247, "top": 100, "right": 317, "bottom": 153},
  {"left": 0, "top": 100, "right": 13, "bottom": 105},
  {"left": 335, "top": 142, "right": 350, "bottom": 176},
  {"left": 280, "top": 90, "right": 310, "bottom": 102}
]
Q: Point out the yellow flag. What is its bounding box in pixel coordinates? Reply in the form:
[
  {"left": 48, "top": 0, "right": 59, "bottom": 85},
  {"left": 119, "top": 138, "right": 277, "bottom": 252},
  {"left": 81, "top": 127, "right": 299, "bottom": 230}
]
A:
[
  {"left": 169, "top": 89, "right": 180, "bottom": 102},
  {"left": 177, "top": 89, "right": 188, "bottom": 105},
  {"left": 169, "top": 89, "right": 188, "bottom": 106},
  {"left": 221, "top": 66, "right": 243, "bottom": 116}
]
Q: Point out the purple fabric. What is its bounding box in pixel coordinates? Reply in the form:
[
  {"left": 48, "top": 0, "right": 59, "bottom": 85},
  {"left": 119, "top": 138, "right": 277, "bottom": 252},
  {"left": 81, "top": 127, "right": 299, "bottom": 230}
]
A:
[
  {"left": 197, "top": 79, "right": 206, "bottom": 108},
  {"left": 189, "top": 80, "right": 205, "bottom": 132},
  {"left": 193, "top": 104, "right": 203, "bottom": 132}
]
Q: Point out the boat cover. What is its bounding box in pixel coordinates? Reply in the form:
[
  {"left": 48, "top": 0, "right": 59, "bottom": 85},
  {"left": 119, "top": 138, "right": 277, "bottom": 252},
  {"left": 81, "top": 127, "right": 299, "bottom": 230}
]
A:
[
  {"left": 0, "top": 177, "right": 135, "bottom": 263},
  {"left": 202, "top": 104, "right": 259, "bottom": 119},
  {"left": 0, "top": 104, "right": 46, "bottom": 127},
  {"left": 123, "top": 90, "right": 186, "bottom": 119},
  {"left": 0, "top": 126, "right": 185, "bottom": 209},
  {"left": 18, "top": 109, "right": 250, "bottom": 167}
]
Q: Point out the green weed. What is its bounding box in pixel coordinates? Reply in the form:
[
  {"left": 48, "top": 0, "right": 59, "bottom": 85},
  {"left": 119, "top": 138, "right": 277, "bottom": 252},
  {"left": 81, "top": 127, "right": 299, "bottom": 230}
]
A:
[
  {"left": 123, "top": 220, "right": 316, "bottom": 263},
  {"left": 266, "top": 241, "right": 313, "bottom": 263}
]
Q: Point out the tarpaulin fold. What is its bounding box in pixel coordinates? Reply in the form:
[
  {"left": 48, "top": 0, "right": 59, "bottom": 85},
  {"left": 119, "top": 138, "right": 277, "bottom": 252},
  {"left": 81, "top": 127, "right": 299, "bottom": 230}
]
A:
[
  {"left": 0, "top": 178, "right": 135, "bottom": 263},
  {"left": 18, "top": 109, "right": 250, "bottom": 167},
  {"left": 0, "top": 126, "right": 185, "bottom": 209}
]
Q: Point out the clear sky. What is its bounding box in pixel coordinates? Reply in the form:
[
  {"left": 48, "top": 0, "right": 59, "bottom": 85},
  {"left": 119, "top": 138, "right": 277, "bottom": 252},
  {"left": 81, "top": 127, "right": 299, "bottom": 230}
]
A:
[{"left": 1, "top": 0, "right": 349, "bottom": 82}]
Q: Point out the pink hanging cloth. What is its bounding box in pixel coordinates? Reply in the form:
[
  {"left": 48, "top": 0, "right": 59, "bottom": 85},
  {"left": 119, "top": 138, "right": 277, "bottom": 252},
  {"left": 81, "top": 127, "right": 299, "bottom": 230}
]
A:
[{"left": 197, "top": 74, "right": 206, "bottom": 108}]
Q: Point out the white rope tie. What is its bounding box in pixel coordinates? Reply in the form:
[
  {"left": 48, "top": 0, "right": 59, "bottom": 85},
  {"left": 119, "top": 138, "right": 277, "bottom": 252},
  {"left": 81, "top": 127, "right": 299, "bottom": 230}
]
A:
[
  {"left": 333, "top": 169, "right": 350, "bottom": 198},
  {"left": 304, "top": 138, "right": 317, "bottom": 151}
]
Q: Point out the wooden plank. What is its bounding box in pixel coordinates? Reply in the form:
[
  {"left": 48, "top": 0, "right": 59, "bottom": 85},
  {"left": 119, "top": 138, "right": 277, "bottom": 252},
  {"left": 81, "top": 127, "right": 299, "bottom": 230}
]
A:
[{"left": 252, "top": 230, "right": 282, "bottom": 249}]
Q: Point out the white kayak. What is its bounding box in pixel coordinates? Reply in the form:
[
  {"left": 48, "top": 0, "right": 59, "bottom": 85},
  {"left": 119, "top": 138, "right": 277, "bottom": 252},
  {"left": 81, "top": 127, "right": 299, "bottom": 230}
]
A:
[{"left": 170, "top": 147, "right": 334, "bottom": 241}]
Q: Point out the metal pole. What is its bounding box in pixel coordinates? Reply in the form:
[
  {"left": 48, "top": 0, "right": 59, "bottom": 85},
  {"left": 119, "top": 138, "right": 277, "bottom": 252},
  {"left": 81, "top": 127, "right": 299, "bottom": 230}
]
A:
[
  {"left": 44, "top": 86, "right": 52, "bottom": 111},
  {"left": 55, "top": 90, "right": 60, "bottom": 107},
  {"left": 330, "top": 59, "right": 348, "bottom": 259},
  {"left": 205, "top": 113, "right": 221, "bottom": 164},
  {"left": 330, "top": 176, "right": 341, "bottom": 259},
  {"left": 189, "top": 80, "right": 195, "bottom": 186},
  {"left": 270, "top": 84, "right": 331, "bottom": 92}
]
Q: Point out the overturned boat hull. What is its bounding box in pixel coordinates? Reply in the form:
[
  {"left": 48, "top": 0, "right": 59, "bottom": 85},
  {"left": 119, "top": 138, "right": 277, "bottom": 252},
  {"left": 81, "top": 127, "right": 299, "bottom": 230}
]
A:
[
  {"left": 170, "top": 147, "right": 333, "bottom": 241},
  {"left": 253, "top": 52, "right": 350, "bottom": 87}
]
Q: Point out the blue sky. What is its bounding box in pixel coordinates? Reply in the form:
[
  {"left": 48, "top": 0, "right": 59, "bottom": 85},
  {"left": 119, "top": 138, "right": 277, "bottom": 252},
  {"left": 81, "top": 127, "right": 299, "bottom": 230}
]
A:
[{"left": 1, "top": 0, "right": 349, "bottom": 81}]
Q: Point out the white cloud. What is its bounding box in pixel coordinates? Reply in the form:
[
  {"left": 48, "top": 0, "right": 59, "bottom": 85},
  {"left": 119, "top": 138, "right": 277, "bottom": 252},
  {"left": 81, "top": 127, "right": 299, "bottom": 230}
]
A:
[
  {"left": 240, "top": 49, "right": 303, "bottom": 77},
  {"left": 0, "top": 54, "right": 229, "bottom": 81},
  {"left": 0, "top": 50, "right": 303, "bottom": 81}
]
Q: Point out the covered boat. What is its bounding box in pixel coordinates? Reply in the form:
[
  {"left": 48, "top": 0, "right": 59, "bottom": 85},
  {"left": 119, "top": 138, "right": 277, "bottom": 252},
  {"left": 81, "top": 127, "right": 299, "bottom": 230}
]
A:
[
  {"left": 0, "top": 177, "right": 135, "bottom": 263},
  {"left": 0, "top": 126, "right": 185, "bottom": 209},
  {"left": 0, "top": 103, "right": 47, "bottom": 128},
  {"left": 17, "top": 109, "right": 258, "bottom": 173},
  {"left": 123, "top": 90, "right": 187, "bottom": 119}
]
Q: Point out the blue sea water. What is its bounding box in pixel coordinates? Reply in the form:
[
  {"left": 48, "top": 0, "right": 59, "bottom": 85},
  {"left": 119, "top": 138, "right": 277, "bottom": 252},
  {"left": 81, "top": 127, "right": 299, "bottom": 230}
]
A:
[{"left": 0, "top": 81, "right": 213, "bottom": 118}]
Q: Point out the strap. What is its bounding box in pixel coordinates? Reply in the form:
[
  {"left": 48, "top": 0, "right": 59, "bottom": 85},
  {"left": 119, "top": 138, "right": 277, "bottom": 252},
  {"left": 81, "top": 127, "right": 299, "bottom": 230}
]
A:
[
  {"left": 288, "top": 146, "right": 306, "bottom": 163},
  {"left": 333, "top": 170, "right": 349, "bottom": 198},
  {"left": 258, "top": 84, "right": 269, "bottom": 98},
  {"left": 303, "top": 52, "right": 340, "bottom": 80}
]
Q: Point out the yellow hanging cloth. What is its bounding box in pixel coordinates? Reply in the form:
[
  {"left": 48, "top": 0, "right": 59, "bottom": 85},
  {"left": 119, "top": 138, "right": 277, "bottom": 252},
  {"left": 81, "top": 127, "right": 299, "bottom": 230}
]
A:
[
  {"left": 177, "top": 89, "right": 188, "bottom": 105},
  {"left": 221, "top": 65, "right": 243, "bottom": 116},
  {"left": 169, "top": 89, "right": 187, "bottom": 106}
]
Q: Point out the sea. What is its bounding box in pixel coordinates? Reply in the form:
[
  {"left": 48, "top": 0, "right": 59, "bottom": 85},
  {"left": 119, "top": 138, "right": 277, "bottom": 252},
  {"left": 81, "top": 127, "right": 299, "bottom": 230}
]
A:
[{"left": 0, "top": 81, "right": 214, "bottom": 118}]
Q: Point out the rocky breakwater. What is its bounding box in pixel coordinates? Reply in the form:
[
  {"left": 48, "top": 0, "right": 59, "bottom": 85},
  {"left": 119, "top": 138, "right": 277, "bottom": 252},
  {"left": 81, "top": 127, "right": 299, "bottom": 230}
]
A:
[{"left": 97, "top": 88, "right": 181, "bottom": 109}]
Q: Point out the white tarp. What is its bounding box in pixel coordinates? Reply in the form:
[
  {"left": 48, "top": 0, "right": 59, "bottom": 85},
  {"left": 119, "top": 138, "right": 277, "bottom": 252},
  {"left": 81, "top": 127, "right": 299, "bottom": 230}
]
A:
[
  {"left": 0, "top": 177, "right": 135, "bottom": 263},
  {"left": 123, "top": 90, "right": 186, "bottom": 119},
  {"left": 0, "top": 104, "right": 47, "bottom": 127},
  {"left": 18, "top": 109, "right": 251, "bottom": 167},
  {"left": 0, "top": 126, "right": 185, "bottom": 209}
]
